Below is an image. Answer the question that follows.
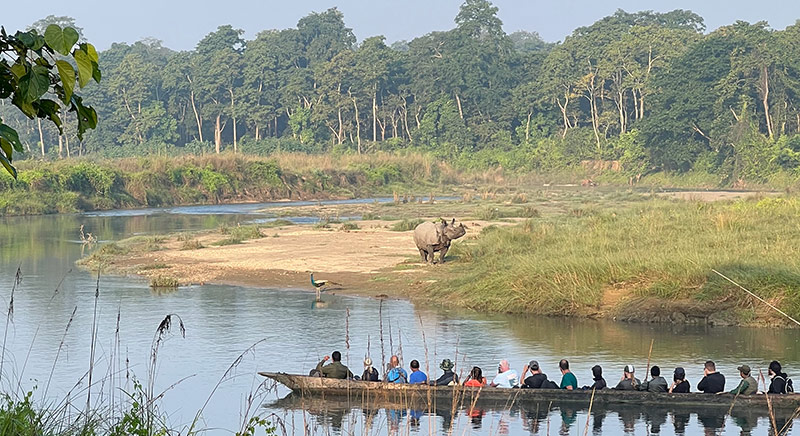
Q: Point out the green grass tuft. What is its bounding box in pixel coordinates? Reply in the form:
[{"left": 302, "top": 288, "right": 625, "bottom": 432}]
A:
[{"left": 390, "top": 218, "right": 424, "bottom": 232}]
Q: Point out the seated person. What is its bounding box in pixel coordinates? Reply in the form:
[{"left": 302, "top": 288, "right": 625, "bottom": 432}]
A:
[
  {"left": 315, "top": 351, "right": 353, "bottom": 379},
  {"left": 614, "top": 365, "right": 640, "bottom": 390},
  {"left": 520, "top": 360, "right": 549, "bottom": 389},
  {"left": 431, "top": 359, "right": 459, "bottom": 386},
  {"left": 408, "top": 359, "right": 428, "bottom": 384},
  {"left": 361, "top": 357, "right": 379, "bottom": 382},
  {"left": 464, "top": 366, "right": 487, "bottom": 387}
]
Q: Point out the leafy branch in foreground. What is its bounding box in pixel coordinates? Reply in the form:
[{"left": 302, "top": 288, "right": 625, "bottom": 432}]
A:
[{"left": 0, "top": 23, "right": 101, "bottom": 177}]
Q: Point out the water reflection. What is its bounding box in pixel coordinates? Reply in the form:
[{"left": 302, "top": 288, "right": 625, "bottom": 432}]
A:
[{"left": 275, "top": 396, "right": 796, "bottom": 436}]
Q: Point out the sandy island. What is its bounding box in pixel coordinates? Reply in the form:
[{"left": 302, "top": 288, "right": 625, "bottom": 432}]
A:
[{"left": 109, "top": 219, "right": 504, "bottom": 297}]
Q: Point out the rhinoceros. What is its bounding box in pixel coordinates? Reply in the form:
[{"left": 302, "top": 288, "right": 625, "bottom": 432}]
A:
[{"left": 413, "top": 218, "right": 466, "bottom": 264}]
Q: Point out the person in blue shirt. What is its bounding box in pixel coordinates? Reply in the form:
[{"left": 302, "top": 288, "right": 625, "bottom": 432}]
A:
[
  {"left": 408, "top": 359, "right": 428, "bottom": 384},
  {"left": 384, "top": 355, "right": 408, "bottom": 383}
]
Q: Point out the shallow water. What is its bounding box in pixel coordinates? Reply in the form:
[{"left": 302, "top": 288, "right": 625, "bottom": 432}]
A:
[{"left": 0, "top": 199, "right": 798, "bottom": 435}]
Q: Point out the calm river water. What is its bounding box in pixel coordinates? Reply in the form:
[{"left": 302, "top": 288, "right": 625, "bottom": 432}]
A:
[{"left": 1, "top": 200, "right": 798, "bottom": 435}]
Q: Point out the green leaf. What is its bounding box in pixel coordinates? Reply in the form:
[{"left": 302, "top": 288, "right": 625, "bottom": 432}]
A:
[
  {"left": 44, "top": 25, "right": 79, "bottom": 56},
  {"left": 74, "top": 49, "right": 92, "bottom": 88},
  {"left": 55, "top": 60, "right": 76, "bottom": 102},
  {"left": 16, "top": 32, "right": 36, "bottom": 48},
  {"left": 18, "top": 65, "right": 50, "bottom": 103},
  {"left": 0, "top": 124, "right": 23, "bottom": 152},
  {"left": 92, "top": 62, "right": 102, "bottom": 82},
  {"left": 82, "top": 43, "right": 99, "bottom": 63},
  {"left": 9, "top": 64, "right": 25, "bottom": 79},
  {"left": 0, "top": 147, "right": 17, "bottom": 179}
]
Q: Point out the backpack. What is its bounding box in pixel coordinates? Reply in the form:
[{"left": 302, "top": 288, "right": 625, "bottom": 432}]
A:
[
  {"left": 787, "top": 377, "right": 794, "bottom": 393},
  {"left": 543, "top": 380, "right": 560, "bottom": 389}
]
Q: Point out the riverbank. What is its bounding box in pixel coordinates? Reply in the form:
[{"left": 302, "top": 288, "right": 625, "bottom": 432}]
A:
[
  {"left": 2, "top": 152, "right": 797, "bottom": 216},
  {"left": 77, "top": 190, "right": 799, "bottom": 327}
]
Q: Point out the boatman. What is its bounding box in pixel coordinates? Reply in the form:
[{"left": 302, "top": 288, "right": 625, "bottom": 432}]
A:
[{"left": 315, "top": 351, "right": 353, "bottom": 379}]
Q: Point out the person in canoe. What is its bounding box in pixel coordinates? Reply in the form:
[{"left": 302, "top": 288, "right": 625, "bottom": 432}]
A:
[
  {"left": 490, "top": 359, "right": 519, "bottom": 388},
  {"left": 768, "top": 361, "right": 793, "bottom": 394},
  {"left": 361, "top": 357, "right": 379, "bottom": 382},
  {"left": 639, "top": 366, "right": 668, "bottom": 392},
  {"left": 614, "top": 365, "right": 640, "bottom": 390},
  {"left": 669, "top": 367, "right": 690, "bottom": 393},
  {"left": 409, "top": 360, "right": 428, "bottom": 384},
  {"left": 384, "top": 355, "right": 408, "bottom": 383},
  {"left": 559, "top": 359, "right": 578, "bottom": 390},
  {"left": 431, "top": 359, "right": 459, "bottom": 386},
  {"left": 464, "top": 366, "right": 487, "bottom": 387},
  {"left": 520, "top": 360, "right": 548, "bottom": 389},
  {"left": 697, "top": 360, "right": 725, "bottom": 394},
  {"left": 725, "top": 364, "right": 757, "bottom": 395},
  {"left": 315, "top": 351, "right": 353, "bottom": 379},
  {"left": 582, "top": 365, "right": 606, "bottom": 390}
]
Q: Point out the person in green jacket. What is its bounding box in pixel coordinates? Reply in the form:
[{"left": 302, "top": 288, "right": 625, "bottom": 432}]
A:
[
  {"left": 315, "top": 351, "right": 353, "bottom": 379},
  {"left": 726, "top": 364, "right": 758, "bottom": 395}
]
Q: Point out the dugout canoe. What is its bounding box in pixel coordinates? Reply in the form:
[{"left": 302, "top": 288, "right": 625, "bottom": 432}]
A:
[{"left": 259, "top": 372, "right": 800, "bottom": 412}]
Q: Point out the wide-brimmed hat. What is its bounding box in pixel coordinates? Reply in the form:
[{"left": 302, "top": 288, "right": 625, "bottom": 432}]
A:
[
  {"left": 440, "top": 359, "right": 454, "bottom": 371},
  {"left": 737, "top": 364, "right": 751, "bottom": 375}
]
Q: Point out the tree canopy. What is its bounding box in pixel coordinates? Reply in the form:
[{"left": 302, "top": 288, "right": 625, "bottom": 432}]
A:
[{"left": 5, "top": 1, "right": 800, "bottom": 183}]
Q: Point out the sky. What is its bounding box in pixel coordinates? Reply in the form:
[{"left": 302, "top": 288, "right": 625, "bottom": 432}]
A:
[{"left": 4, "top": 0, "right": 800, "bottom": 51}]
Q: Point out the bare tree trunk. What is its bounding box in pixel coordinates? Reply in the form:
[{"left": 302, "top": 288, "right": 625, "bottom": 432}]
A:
[
  {"left": 229, "top": 88, "right": 237, "bottom": 152},
  {"left": 337, "top": 107, "right": 344, "bottom": 144},
  {"left": 58, "top": 134, "right": 63, "bottom": 158},
  {"left": 190, "top": 88, "right": 203, "bottom": 142},
  {"left": 37, "top": 118, "right": 45, "bottom": 157},
  {"left": 65, "top": 133, "right": 70, "bottom": 158},
  {"left": 255, "top": 124, "right": 260, "bottom": 141},
  {"left": 352, "top": 96, "right": 362, "bottom": 154},
  {"left": 525, "top": 110, "right": 532, "bottom": 143},
  {"left": 402, "top": 100, "right": 413, "bottom": 142},
  {"left": 372, "top": 89, "right": 378, "bottom": 142},
  {"left": 454, "top": 93, "right": 464, "bottom": 119},
  {"left": 215, "top": 114, "right": 222, "bottom": 153},
  {"left": 763, "top": 65, "right": 774, "bottom": 140}
]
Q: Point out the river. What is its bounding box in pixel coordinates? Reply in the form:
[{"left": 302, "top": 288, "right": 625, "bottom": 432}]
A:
[{"left": 1, "top": 200, "right": 798, "bottom": 435}]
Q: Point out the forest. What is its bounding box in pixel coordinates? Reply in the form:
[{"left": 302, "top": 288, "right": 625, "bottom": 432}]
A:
[{"left": 5, "top": 0, "right": 800, "bottom": 185}]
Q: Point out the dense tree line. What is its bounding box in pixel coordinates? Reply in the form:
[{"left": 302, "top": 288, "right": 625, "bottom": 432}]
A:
[{"left": 6, "top": 3, "right": 800, "bottom": 183}]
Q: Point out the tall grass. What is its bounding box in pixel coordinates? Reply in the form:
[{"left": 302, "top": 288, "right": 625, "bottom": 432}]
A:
[
  {"left": 429, "top": 196, "right": 800, "bottom": 321},
  {"left": 0, "top": 153, "right": 503, "bottom": 216}
]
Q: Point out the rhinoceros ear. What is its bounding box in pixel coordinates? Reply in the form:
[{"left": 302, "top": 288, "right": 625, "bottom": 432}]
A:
[{"left": 451, "top": 218, "right": 456, "bottom": 225}]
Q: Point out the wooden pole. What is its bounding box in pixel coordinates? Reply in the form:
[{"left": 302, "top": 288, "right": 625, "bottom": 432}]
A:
[{"left": 644, "top": 339, "right": 655, "bottom": 382}]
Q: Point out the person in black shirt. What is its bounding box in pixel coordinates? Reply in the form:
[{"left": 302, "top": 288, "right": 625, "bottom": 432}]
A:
[
  {"left": 521, "top": 360, "right": 549, "bottom": 388},
  {"left": 768, "top": 360, "right": 789, "bottom": 394},
  {"left": 361, "top": 357, "right": 379, "bottom": 381},
  {"left": 697, "top": 360, "right": 725, "bottom": 393},
  {"left": 431, "top": 359, "right": 459, "bottom": 386},
  {"left": 669, "top": 367, "right": 690, "bottom": 393},
  {"left": 582, "top": 365, "right": 606, "bottom": 390}
]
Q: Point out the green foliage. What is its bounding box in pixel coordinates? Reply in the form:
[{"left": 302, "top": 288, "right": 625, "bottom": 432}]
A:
[
  {"left": 390, "top": 218, "right": 424, "bottom": 231},
  {"left": 0, "top": 24, "right": 100, "bottom": 176}
]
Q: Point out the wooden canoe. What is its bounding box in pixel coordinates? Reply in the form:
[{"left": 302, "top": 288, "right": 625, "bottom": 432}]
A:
[{"left": 259, "top": 372, "right": 800, "bottom": 412}]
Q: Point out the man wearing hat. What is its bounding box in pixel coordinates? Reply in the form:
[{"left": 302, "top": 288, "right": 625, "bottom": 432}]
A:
[
  {"left": 726, "top": 364, "right": 758, "bottom": 395},
  {"left": 431, "top": 359, "right": 459, "bottom": 386},
  {"left": 361, "top": 357, "right": 379, "bottom": 381},
  {"left": 521, "top": 360, "right": 549, "bottom": 389},
  {"left": 614, "top": 364, "right": 640, "bottom": 390}
]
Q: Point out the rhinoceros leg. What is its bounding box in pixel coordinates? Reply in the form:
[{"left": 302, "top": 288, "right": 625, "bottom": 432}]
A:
[
  {"left": 425, "top": 245, "right": 436, "bottom": 264},
  {"left": 438, "top": 242, "right": 451, "bottom": 264},
  {"left": 418, "top": 248, "right": 428, "bottom": 263}
]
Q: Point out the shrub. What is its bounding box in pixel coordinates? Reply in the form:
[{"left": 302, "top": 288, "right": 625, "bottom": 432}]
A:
[{"left": 390, "top": 218, "right": 424, "bottom": 231}]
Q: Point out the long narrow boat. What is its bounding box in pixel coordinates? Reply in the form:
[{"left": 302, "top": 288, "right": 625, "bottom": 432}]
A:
[{"left": 260, "top": 372, "right": 800, "bottom": 412}]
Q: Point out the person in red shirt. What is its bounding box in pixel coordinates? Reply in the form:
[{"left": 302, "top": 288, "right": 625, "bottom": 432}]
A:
[{"left": 464, "top": 366, "right": 487, "bottom": 387}]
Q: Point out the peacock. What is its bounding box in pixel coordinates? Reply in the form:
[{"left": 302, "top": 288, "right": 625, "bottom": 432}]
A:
[{"left": 310, "top": 273, "right": 342, "bottom": 302}]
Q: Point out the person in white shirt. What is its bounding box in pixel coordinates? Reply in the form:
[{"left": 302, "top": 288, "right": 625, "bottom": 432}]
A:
[{"left": 490, "top": 359, "right": 519, "bottom": 388}]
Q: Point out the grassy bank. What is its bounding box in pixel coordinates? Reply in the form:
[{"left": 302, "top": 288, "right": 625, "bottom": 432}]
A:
[
  {"left": 424, "top": 196, "right": 800, "bottom": 326},
  {"left": 0, "top": 152, "right": 495, "bottom": 215}
]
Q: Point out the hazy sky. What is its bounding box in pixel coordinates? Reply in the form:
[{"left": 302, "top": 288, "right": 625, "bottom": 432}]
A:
[{"left": 5, "top": 0, "right": 800, "bottom": 51}]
